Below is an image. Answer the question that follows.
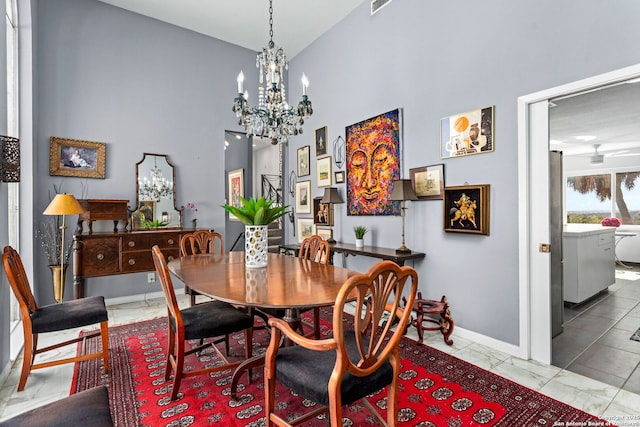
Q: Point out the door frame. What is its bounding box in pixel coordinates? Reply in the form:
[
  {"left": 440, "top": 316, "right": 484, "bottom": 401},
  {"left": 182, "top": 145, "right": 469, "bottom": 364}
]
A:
[{"left": 517, "top": 63, "right": 640, "bottom": 363}]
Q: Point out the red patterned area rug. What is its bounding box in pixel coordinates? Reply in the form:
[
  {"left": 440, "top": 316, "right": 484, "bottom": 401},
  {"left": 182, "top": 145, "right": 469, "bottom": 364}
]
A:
[{"left": 72, "top": 311, "right": 611, "bottom": 426}]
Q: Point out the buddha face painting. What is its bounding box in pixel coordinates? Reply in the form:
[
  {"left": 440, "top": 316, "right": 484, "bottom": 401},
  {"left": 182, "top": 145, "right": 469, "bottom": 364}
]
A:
[{"left": 346, "top": 109, "right": 401, "bottom": 216}]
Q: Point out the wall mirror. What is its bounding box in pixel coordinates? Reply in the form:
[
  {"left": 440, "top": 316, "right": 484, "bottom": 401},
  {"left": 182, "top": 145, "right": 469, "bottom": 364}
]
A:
[{"left": 134, "top": 153, "right": 182, "bottom": 229}]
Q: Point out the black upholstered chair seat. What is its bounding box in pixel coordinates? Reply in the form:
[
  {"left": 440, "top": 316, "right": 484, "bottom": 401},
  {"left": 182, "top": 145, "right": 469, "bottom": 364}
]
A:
[
  {"left": 178, "top": 300, "right": 253, "bottom": 341},
  {"left": 31, "top": 296, "right": 108, "bottom": 334},
  {"left": 274, "top": 330, "right": 393, "bottom": 406},
  {"left": 0, "top": 386, "right": 113, "bottom": 427}
]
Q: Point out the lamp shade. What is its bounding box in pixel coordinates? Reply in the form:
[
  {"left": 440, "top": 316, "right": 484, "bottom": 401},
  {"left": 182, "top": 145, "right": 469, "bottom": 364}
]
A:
[
  {"left": 388, "top": 179, "right": 418, "bottom": 201},
  {"left": 321, "top": 187, "right": 344, "bottom": 204},
  {"left": 43, "top": 194, "right": 85, "bottom": 215}
]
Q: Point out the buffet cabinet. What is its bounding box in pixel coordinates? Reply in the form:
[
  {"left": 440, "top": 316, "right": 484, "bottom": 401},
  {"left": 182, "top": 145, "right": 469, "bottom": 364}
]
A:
[
  {"left": 563, "top": 225, "right": 616, "bottom": 305},
  {"left": 73, "top": 229, "right": 190, "bottom": 299}
]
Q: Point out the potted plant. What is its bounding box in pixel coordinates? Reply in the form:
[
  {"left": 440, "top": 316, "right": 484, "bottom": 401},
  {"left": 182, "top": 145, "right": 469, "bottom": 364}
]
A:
[
  {"left": 354, "top": 225, "right": 368, "bottom": 248},
  {"left": 222, "top": 196, "right": 289, "bottom": 268}
]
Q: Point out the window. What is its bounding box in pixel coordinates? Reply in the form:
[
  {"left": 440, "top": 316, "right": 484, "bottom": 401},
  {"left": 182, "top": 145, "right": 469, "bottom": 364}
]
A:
[{"left": 566, "top": 171, "right": 640, "bottom": 225}]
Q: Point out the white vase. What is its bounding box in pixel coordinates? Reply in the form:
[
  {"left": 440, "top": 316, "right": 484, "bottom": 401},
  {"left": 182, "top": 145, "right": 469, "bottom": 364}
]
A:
[
  {"left": 245, "top": 225, "right": 269, "bottom": 268},
  {"left": 355, "top": 238, "right": 364, "bottom": 248}
]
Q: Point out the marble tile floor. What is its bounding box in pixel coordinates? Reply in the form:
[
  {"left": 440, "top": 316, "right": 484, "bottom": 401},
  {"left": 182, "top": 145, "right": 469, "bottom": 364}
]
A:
[
  {"left": 1, "top": 294, "right": 640, "bottom": 424},
  {"left": 553, "top": 266, "right": 640, "bottom": 395}
]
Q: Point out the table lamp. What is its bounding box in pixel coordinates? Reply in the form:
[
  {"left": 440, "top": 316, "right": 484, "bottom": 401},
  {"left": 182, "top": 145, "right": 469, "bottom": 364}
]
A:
[
  {"left": 388, "top": 179, "right": 418, "bottom": 254},
  {"left": 43, "top": 193, "right": 85, "bottom": 302},
  {"left": 320, "top": 187, "right": 344, "bottom": 244}
]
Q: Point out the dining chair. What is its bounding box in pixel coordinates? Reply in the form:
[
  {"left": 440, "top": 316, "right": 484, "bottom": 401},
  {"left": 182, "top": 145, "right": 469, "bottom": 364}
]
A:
[
  {"left": 179, "top": 230, "right": 223, "bottom": 306},
  {"left": 264, "top": 260, "right": 418, "bottom": 427},
  {"left": 2, "top": 246, "right": 109, "bottom": 392},
  {"left": 151, "top": 245, "right": 253, "bottom": 401},
  {"left": 298, "top": 235, "right": 331, "bottom": 338},
  {"left": 0, "top": 385, "right": 113, "bottom": 427}
]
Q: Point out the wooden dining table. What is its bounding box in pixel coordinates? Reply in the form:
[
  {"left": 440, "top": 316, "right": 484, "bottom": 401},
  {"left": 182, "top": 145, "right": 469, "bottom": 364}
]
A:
[{"left": 167, "top": 251, "right": 359, "bottom": 397}]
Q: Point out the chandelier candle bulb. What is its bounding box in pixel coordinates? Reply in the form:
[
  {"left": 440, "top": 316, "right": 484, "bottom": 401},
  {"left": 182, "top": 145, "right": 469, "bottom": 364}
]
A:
[
  {"left": 302, "top": 73, "right": 308, "bottom": 95},
  {"left": 237, "top": 71, "right": 244, "bottom": 93}
]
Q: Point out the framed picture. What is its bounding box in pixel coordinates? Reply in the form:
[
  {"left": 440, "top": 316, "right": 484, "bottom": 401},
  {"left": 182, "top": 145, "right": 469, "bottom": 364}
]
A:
[
  {"left": 227, "top": 168, "right": 244, "bottom": 221},
  {"left": 297, "top": 218, "right": 316, "bottom": 243},
  {"left": 441, "top": 105, "right": 494, "bottom": 159},
  {"left": 297, "top": 145, "right": 310, "bottom": 177},
  {"left": 316, "top": 156, "right": 332, "bottom": 187},
  {"left": 313, "top": 196, "right": 333, "bottom": 226},
  {"left": 316, "top": 227, "right": 333, "bottom": 241},
  {"left": 346, "top": 108, "right": 401, "bottom": 216},
  {"left": 49, "top": 137, "right": 106, "bottom": 178},
  {"left": 443, "top": 184, "right": 490, "bottom": 235},
  {"left": 295, "top": 180, "right": 311, "bottom": 214},
  {"left": 131, "top": 201, "right": 155, "bottom": 230},
  {"left": 315, "top": 126, "right": 328, "bottom": 156},
  {"left": 410, "top": 164, "right": 445, "bottom": 200},
  {"left": 334, "top": 171, "right": 345, "bottom": 184}
]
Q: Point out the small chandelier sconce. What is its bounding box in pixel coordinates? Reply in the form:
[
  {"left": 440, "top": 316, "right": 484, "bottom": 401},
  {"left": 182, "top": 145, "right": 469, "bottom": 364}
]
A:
[
  {"left": 388, "top": 179, "right": 418, "bottom": 254},
  {"left": 0, "top": 135, "right": 20, "bottom": 182},
  {"left": 232, "top": 0, "right": 313, "bottom": 145},
  {"left": 288, "top": 171, "right": 296, "bottom": 197},
  {"left": 333, "top": 136, "right": 345, "bottom": 169}
]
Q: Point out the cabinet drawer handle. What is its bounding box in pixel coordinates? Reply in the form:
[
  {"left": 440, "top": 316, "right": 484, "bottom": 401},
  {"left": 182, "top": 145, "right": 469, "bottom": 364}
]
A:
[
  {"left": 167, "top": 239, "right": 174, "bottom": 245},
  {"left": 96, "top": 253, "right": 104, "bottom": 261},
  {"left": 128, "top": 259, "right": 136, "bottom": 265},
  {"left": 128, "top": 241, "right": 135, "bottom": 248}
]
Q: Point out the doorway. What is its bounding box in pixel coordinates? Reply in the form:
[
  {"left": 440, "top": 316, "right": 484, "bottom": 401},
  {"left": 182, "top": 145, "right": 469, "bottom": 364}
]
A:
[{"left": 518, "top": 63, "right": 640, "bottom": 365}]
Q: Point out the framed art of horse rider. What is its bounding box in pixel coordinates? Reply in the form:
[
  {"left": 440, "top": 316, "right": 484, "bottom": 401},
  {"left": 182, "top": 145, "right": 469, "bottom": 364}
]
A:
[{"left": 443, "top": 184, "right": 490, "bottom": 235}]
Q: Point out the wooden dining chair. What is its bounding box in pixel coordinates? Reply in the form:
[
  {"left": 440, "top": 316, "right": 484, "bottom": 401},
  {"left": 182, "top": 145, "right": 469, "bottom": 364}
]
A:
[
  {"left": 179, "top": 230, "right": 223, "bottom": 306},
  {"left": 264, "top": 260, "right": 418, "bottom": 427},
  {"left": 2, "top": 246, "right": 109, "bottom": 392},
  {"left": 151, "top": 245, "right": 253, "bottom": 401},
  {"left": 298, "top": 235, "right": 331, "bottom": 338}
]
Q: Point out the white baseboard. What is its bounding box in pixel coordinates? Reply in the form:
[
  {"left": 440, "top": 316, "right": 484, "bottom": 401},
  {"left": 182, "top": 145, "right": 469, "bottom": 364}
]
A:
[
  {"left": 454, "top": 325, "right": 528, "bottom": 360},
  {"left": 104, "top": 287, "right": 184, "bottom": 307}
]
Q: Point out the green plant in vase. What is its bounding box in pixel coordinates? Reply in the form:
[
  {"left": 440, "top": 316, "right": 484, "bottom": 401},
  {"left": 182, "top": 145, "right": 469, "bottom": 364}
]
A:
[
  {"left": 354, "top": 225, "right": 368, "bottom": 248},
  {"left": 222, "top": 196, "right": 289, "bottom": 268},
  {"left": 143, "top": 219, "right": 169, "bottom": 229}
]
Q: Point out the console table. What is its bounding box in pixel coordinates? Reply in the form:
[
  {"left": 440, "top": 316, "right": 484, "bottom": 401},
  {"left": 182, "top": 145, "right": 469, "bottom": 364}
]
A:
[
  {"left": 279, "top": 242, "right": 425, "bottom": 267},
  {"left": 73, "top": 229, "right": 192, "bottom": 299}
]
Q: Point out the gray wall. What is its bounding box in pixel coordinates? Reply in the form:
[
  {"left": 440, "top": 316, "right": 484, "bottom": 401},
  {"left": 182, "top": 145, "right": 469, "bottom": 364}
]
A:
[
  {"left": 284, "top": 0, "right": 640, "bottom": 344},
  {"left": 33, "top": 0, "right": 258, "bottom": 303}
]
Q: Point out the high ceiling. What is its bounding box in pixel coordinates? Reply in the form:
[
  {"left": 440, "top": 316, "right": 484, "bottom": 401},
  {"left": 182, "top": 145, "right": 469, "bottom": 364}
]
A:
[
  {"left": 96, "top": 0, "right": 640, "bottom": 162},
  {"left": 96, "top": 0, "right": 365, "bottom": 58}
]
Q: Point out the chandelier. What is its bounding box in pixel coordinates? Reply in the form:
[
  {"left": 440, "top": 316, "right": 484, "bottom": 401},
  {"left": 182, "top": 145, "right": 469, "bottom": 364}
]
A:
[
  {"left": 232, "top": 0, "right": 313, "bottom": 145},
  {"left": 138, "top": 162, "right": 173, "bottom": 202}
]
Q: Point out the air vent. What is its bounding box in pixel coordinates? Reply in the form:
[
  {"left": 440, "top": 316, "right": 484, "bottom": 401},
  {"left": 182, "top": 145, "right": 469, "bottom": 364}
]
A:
[{"left": 371, "top": 0, "right": 393, "bottom": 15}]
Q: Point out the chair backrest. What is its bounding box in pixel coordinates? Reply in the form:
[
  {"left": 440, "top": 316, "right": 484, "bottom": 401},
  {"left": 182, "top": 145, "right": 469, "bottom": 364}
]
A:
[
  {"left": 180, "top": 230, "right": 223, "bottom": 256},
  {"left": 151, "top": 245, "right": 182, "bottom": 325},
  {"left": 333, "top": 260, "right": 417, "bottom": 375},
  {"left": 2, "top": 246, "right": 38, "bottom": 316},
  {"left": 298, "top": 235, "right": 330, "bottom": 264}
]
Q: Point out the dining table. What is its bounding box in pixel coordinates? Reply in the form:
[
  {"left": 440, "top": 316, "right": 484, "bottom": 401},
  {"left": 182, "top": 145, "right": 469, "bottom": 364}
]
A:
[{"left": 167, "top": 251, "right": 359, "bottom": 398}]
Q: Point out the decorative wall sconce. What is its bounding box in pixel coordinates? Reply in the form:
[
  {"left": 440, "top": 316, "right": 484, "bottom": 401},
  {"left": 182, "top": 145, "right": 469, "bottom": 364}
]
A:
[
  {"left": 1, "top": 135, "right": 20, "bottom": 182},
  {"left": 333, "top": 136, "right": 345, "bottom": 169}
]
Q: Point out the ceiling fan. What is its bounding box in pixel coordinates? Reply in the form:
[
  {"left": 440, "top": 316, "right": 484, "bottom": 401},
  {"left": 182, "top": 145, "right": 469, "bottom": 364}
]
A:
[{"left": 590, "top": 144, "right": 604, "bottom": 165}]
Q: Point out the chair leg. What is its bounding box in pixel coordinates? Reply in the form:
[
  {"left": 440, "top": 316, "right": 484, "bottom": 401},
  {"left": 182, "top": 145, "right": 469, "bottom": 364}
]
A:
[
  {"left": 165, "top": 326, "right": 175, "bottom": 382},
  {"left": 100, "top": 321, "right": 109, "bottom": 373},
  {"left": 170, "top": 339, "right": 185, "bottom": 401},
  {"left": 17, "top": 330, "right": 34, "bottom": 392},
  {"left": 327, "top": 388, "right": 343, "bottom": 427}
]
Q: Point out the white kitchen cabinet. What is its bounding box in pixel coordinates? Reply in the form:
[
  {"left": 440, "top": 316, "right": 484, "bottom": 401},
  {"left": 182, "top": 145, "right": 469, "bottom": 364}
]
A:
[{"left": 563, "top": 225, "right": 615, "bottom": 304}]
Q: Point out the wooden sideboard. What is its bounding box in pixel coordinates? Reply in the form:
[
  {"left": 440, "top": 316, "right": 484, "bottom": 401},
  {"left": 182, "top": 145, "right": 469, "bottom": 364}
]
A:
[{"left": 73, "top": 229, "right": 191, "bottom": 299}]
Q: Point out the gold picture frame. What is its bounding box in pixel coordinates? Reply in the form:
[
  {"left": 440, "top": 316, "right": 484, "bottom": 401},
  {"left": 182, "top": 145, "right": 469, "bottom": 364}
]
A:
[
  {"left": 295, "top": 180, "right": 311, "bottom": 214},
  {"left": 49, "top": 137, "right": 106, "bottom": 179},
  {"left": 441, "top": 106, "right": 494, "bottom": 159},
  {"left": 297, "top": 218, "right": 316, "bottom": 243},
  {"left": 410, "top": 164, "right": 445, "bottom": 200},
  {"left": 443, "top": 184, "right": 490, "bottom": 235},
  {"left": 316, "top": 156, "right": 332, "bottom": 187},
  {"left": 227, "top": 168, "right": 244, "bottom": 221}
]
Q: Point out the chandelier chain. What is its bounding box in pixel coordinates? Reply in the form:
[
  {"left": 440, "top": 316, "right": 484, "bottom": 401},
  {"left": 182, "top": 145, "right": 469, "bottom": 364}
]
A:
[{"left": 268, "top": 0, "right": 274, "bottom": 47}]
